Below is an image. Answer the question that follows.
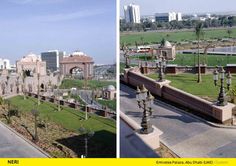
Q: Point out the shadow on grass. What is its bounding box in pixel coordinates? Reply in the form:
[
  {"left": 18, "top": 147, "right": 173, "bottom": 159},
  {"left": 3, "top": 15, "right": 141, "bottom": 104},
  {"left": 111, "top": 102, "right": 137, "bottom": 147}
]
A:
[{"left": 56, "top": 130, "right": 116, "bottom": 158}]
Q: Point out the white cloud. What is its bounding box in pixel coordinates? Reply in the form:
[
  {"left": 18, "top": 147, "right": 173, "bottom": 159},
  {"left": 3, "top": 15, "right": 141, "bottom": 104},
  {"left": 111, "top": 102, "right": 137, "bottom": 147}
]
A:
[
  {"left": 32, "top": 9, "right": 109, "bottom": 22},
  {"left": 7, "top": 0, "right": 65, "bottom": 5}
]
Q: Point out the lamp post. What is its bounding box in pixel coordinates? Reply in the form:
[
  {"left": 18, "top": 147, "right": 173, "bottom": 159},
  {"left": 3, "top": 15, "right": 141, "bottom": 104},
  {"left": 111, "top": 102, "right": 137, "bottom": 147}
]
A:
[
  {"left": 156, "top": 53, "right": 166, "bottom": 82},
  {"left": 213, "top": 67, "right": 232, "bottom": 106},
  {"left": 78, "top": 127, "right": 95, "bottom": 158},
  {"left": 136, "top": 84, "right": 154, "bottom": 134}
]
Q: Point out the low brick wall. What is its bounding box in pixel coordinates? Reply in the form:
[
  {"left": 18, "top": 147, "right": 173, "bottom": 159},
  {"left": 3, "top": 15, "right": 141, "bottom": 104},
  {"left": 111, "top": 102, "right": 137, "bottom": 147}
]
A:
[
  {"left": 26, "top": 92, "right": 116, "bottom": 119},
  {"left": 128, "top": 71, "right": 162, "bottom": 96},
  {"left": 123, "top": 69, "right": 234, "bottom": 124}
]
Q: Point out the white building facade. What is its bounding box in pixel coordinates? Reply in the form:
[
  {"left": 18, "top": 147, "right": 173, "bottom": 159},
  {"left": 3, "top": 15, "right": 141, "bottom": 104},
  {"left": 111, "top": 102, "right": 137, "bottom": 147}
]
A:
[
  {"left": 155, "top": 12, "right": 182, "bottom": 22},
  {"left": 124, "top": 4, "right": 140, "bottom": 23},
  {"left": 0, "top": 58, "right": 10, "bottom": 70}
]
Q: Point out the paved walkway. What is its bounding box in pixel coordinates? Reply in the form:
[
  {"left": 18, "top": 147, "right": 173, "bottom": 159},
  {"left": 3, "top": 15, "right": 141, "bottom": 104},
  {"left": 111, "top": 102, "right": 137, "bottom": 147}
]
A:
[
  {"left": 0, "top": 122, "right": 48, "bottom": 158},
  {"left": 120, "top": 119, "right": 159, "bottom": 158},
  {"left": 120, "top": 84, "right": 236, "bottom": 157}
]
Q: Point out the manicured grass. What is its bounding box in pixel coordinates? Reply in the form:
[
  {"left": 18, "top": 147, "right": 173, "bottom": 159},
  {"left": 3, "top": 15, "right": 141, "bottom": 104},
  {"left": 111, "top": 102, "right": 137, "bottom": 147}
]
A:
[
  {"left": 147, "top": 73, "right": 236, "bottom": 101},
  {"left": 129, "top": 53, "right": 236, "bottom": 66},
  {"left": 121, "top": 28, "right": 236, "bottom": 46},
  {"left": 60, "top": 79, "right": 116, "bottom": 90},
  {"left": 169, "top": 53, "right": 236, "bottom": 66},
  {"left": 7, "top": 96, "right": 116, "bottom": 157},
  {"left": 120, "top": 63, "right": 137, "bottom": 73},
  {"left": 97, "top": 99, "right": 116, "bottom": 111}
]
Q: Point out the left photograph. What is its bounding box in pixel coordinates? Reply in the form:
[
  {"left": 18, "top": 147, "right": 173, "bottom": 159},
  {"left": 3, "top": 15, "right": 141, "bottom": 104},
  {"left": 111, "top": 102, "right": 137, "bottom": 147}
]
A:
[{"left": 0, "top": 0, "right": 116, "bottom": 158}]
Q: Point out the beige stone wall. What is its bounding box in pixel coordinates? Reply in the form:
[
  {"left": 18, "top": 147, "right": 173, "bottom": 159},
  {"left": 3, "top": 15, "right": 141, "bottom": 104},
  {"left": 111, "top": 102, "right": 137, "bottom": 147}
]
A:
[
  {"left": 0, "top": 73, "right": 62, "bottom": 96},
  {"left": 16, "top": 61, "right": 46, "bottom": 76},
  {"left": 124, "top": 69, "right": 234, "bottom": 123}
]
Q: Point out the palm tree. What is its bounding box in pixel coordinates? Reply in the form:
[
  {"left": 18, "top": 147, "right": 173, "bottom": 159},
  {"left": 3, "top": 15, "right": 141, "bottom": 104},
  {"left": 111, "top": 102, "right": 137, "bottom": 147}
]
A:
[
  {"left": 195, "top": 22, "right": 204, "bottom": 83},
  {"left": 22, "top": 71, "right": 27, "bottom": 100},
  {"left": 55, "top": 85, "right": 61, "bottom": 112},
  {"left": 16, "top": 76, "right": 20, "bottom": 94},
  {"left": 37, "top": 73, "right": 40, "bottom": 105}
]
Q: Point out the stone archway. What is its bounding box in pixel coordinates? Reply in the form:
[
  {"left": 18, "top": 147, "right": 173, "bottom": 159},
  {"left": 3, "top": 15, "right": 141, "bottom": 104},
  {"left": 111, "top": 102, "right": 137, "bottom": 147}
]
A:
[
  {"left": 1, "top": 83, "right": 5, "bottom": 95},
  {"left": 69, "top": 66, "right": 84, "bottom": 79},
  {"left": 40, "top": 83, "right": 45, "bottom": 92},
  {"left": 24, "top": 70, "right": 33, "bottom": 77},
  {"left": 10, "top": 84, "right": 13, "bottom": 93},
  {"left": 28, "top": 84, "right": 33, "bottom": 92}
]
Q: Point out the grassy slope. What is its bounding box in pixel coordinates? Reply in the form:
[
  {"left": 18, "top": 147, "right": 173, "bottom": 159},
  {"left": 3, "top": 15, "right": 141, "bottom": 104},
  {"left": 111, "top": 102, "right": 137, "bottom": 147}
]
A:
[
  {"left": 97, "top": 99, "right": 116, "bottom": 111},
  {"left": 7, "top": 96, "right": 116, "bottom": 157}
]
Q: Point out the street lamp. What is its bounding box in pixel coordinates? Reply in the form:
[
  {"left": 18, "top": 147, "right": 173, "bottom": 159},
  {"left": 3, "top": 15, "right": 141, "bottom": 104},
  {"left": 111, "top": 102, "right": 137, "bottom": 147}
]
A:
[
  {"left": 156, "top": 53, "right": 166, "bottom": 82},
  {"left": 78, "top": 127, "right": 95, "bottom": 158},
  {"left": 213, "top": 67, "right": 232, "bottom": 106},
  {"left": 136, "top": 84, "right": 154, "bottom": 134}
]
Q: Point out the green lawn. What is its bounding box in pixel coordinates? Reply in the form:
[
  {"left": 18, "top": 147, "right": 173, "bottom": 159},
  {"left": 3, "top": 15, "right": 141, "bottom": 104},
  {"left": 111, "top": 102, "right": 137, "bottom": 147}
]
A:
[
  {"left": 120, "top": 63, "right": 137, "bottom": 73},
  {"left": 60, "top": 79, "right": 116, "bottom": 90},
  {"left": 97, "top": 99, "right": 116, "bottom": 111},
  {"left": 128, "top": 53, "right": 236, "bottom": 66},
  {"left": 147, "top": 73, "right": 236, "bottom": 101},
  {"left": 7, "top": 96, "right": 116, "bottom": 157},
  {"left": 121, "top": 28, "right": 236, "bottom": 46},
  {"left": 169, "top": 53, "right": 236, "bottom": 66}
]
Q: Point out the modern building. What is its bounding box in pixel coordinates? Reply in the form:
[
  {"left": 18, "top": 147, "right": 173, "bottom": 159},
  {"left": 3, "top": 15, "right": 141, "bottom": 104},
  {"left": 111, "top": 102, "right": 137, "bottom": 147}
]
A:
[
  {"left": 177, "top": 12, "right": 182, "bottom": 21},
  {"left": 124, "top": 4, "right": 140, "bottom": 23},
  {"left": 41, "top": 50, "right": 65, "bottom": 72},
  {"left": 155, "top": 12, "right": 182, "bottom": 22},
  {"left": 0, "top": 58, "right": 10, "bottom": 70},
  {"left": 60, "top": 51, "right": 94, "bottom": 79}
]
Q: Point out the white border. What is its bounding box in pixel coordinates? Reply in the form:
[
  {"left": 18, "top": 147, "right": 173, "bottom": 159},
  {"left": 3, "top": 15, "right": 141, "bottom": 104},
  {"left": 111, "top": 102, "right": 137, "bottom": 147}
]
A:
[{"left": 116, "top": 0, "right": 120, "bottom": 158}]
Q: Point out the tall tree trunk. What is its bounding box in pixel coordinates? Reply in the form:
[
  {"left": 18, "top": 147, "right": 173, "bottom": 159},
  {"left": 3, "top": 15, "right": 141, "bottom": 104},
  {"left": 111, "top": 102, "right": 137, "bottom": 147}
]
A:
[{"left": 197, "top": 39, "right": 202, "bottom": 83}]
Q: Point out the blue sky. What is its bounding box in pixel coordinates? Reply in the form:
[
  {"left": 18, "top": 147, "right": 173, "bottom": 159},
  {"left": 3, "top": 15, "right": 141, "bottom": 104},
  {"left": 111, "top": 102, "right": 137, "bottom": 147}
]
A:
[
  {"left": 120, "top": 0, "right": 236, "bottom": 16},
  {"left": 0, "top": 0, "right": 116, "bottom": 64}
]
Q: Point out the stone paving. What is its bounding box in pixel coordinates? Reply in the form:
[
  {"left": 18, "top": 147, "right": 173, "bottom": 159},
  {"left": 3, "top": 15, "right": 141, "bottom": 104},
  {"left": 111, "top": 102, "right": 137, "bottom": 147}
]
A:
[
  {"left": 120, "top": 83, "right": 236, "bottom": 158},
  {"left": 0, "top": 122, "right": 48, "bottom": 158}
]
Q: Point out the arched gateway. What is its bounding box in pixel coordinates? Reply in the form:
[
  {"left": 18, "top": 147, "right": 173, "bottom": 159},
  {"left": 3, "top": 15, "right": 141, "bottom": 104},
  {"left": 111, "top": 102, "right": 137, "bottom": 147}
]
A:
[{"left": 60, "top": 51, "right": 94, "bottom": 79}]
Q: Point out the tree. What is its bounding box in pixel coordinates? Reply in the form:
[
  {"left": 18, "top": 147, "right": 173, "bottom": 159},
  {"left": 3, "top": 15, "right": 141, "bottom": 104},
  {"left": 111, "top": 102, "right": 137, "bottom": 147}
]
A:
[
  {"left": 55, "top": 85, "right": 61, "bottom": 111},
  {"left": 22, "top": 70, "right": 27, "bottom": 100},
  {"left": 227, "top": 28, "right": 233, "bottom": 38},
  {"left": 160, "top": 38, "right": 166, "bottom": 47},
  {"left": 195, "top": 22, "right": 204, "bottom": 83},
  {"left": 37, "top": 73, "right": 40, "bottom": 105},
  {"left": 31, "top": 109, "right": 39, "bottom": 142}
]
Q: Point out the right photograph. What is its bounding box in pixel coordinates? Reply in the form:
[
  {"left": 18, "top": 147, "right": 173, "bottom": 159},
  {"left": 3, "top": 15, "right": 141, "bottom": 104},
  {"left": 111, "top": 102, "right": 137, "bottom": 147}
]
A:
[{"left": 120, "top": 0, "right": 236, "bottom": 158}]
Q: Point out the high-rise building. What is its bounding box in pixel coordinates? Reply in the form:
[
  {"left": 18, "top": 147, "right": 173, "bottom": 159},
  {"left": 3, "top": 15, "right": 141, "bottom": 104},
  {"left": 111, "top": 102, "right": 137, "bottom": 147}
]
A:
[
  {"left": 41, "top": 50, "right": 65, "bottom": 72},
  {"left": 124, "top": 4, "right": 140, "bottom": 23}
]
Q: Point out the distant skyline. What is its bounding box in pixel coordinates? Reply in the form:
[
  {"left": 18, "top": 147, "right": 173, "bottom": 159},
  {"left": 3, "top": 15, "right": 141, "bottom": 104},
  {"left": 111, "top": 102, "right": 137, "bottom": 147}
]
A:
[
  {"left": 0, "top": 0, "right": 116, "bottom": 65},
  {"left": 120, "top": 0, "right": 236, "bottom": 16}
]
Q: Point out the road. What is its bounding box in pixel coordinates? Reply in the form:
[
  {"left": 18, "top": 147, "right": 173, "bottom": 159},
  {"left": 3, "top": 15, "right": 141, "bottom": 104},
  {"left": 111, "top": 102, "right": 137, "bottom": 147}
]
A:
[
  {"left": 79, "top": 90, "right": 103, "bottom": 110},
  {"left": 120, "top": 83, "right": 236, "bottom": 157},
  {"left": 0, "top": 122, "right": 48, "bottom": 158}
]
